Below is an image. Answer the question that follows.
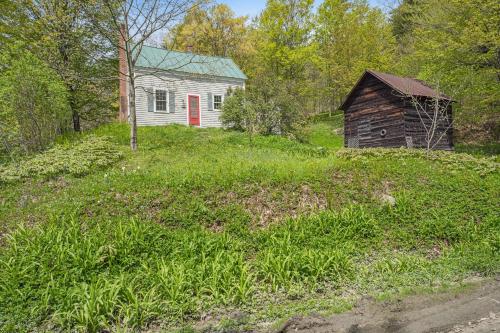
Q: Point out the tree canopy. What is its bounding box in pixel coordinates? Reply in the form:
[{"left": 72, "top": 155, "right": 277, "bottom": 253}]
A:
[{"left": 393, "top": 0, "right": 500, "bottom": 140}]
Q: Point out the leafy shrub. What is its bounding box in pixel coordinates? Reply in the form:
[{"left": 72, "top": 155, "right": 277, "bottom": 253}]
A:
[
  {"left": 336, "top": 148, "right": 498, "bottom": 176},
  {"left": 0, "top": 136, "right": 123, "bottom": 183},
  {"left": 220, "top": 88, "right": 251, "bottom": 132},
  {"left": 221, "top": 86, "right": 304, "bottom": 136},
  {"left": 0, "top": 45, "right": 71, "bottom": 156}
]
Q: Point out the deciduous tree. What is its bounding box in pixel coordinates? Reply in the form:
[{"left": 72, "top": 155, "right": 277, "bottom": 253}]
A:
[
  {"left": 393, "top": 0, "right": 500, "bottom": 141},
  {"left": 14, "top": 0, "right": 117, "bottom": 132},
  {"left": 84, "top": 0, "right": 199, "bottom": 151},
  {"left": 165, "top": 4, "right": 249, "bottom": 63},
  {"left": 0, "top": 46, "right": 70, "bottom": 156},
  {"left": 315, "top": 0, "right": 396, "bottom": 111}
]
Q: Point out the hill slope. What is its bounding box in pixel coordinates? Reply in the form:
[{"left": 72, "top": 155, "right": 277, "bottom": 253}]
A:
[{"left": 0, "top": 123, "right": 498, "bottom": 332}]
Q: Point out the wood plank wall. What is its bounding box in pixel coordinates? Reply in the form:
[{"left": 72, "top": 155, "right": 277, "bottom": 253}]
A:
[
  {"left": 403, "top": 99, "right": 453, "bottom": 150},
  {"left": 344, "top": 76, "right": 406, "bottom": 148}
]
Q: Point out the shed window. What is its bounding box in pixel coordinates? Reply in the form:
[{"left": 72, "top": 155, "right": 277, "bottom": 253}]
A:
[
  {"left": 155, "top": 89, "right": 167, "bottom": 112},
  {"left": 213, "top": 95, "right": 223, "bottom": 110},
  {"left": 347, "top": 137, "right": 359, "bottom": 148}
]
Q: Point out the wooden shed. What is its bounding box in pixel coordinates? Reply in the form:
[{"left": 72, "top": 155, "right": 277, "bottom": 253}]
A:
[{"left": 339, "top": 70, "right": 454, "bottom": 150}]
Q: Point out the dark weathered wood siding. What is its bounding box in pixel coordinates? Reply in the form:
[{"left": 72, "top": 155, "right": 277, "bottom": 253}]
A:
[
  {"left": 342, "top": 73, "right": 453, "bottom": 150},
  {"left": 403, "top": 98, "right": 453, "bottom": 150},
  {"left": 343, "top": 75, "right": 406, "bottom": 148}
]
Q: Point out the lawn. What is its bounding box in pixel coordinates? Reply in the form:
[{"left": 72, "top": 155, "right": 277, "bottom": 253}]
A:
[{"left": 0, "top": 122, "right": 498, "bottom": 332}]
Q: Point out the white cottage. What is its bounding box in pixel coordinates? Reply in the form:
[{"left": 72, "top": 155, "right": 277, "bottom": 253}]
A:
[{"left": 119, "top": 45, "right": 247, "bottom": 127}]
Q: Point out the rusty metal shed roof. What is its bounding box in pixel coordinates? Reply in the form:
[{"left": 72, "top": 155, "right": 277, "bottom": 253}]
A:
[{"left": 340, "top": 70, "right": 453, "bottom": 110}]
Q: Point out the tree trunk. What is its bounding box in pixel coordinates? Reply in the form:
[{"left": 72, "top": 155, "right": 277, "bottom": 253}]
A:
[
  {"left": 72, "top": 109, "right": 81, "bottom": 132},
  {"left": 68, "top": 87, "right": 81, "bottom": 132},
  {"left": 129, "top": 77, "right": 137, "bottom": 151}
]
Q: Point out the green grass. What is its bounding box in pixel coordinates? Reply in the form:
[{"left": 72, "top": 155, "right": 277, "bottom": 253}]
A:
[
  {"left": 306, "top": 112, "right": 344, "bottom": 149},
  {"left": 455, "top": 142, "right": 500, "bottom": 156},
  {"left": 0, "top": 123, "right": 499, "bottom": 332}
]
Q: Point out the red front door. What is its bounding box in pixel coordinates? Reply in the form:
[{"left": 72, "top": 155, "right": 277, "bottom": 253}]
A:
[{"left": 188, "top": 95, "right": 200, "bottom": 126}]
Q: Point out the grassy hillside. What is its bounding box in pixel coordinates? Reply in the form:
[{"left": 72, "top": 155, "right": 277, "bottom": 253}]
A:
[{"left": 0, "top": 122, "right": 498, "bottom": 332}]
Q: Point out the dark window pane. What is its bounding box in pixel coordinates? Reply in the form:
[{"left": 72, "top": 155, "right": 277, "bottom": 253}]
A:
[
  {"left": 214, "top": 95, "right": 222, "bottom": 110},
  {"left": 156, "top": 90, "right": 167, "bottom": 111}
]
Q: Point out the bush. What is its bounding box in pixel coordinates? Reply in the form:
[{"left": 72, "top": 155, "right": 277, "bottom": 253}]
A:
[
  {"left": 0, "top": 136, "right": 123, "bottom": 183},
  {"left": 220, "top": 88, "right": 248, "bottom": 132},
  {"left": 221, "top": 86, "right": 304, "bottom": 136},
  {"left": 0, "top": 45, "right": 71, "bottom": 157}
]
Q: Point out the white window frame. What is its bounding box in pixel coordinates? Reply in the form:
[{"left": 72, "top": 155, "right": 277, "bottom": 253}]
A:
[
  {"left": 154, "top": 88, "right": 168, "bottom": 113},
  {"left": 213, "top": 94, "right": 223, "bottom": 111}
]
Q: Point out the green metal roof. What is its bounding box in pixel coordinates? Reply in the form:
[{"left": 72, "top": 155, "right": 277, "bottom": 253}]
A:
[{"left": 135, "top": 45, "right": 247, "bottom": 80}]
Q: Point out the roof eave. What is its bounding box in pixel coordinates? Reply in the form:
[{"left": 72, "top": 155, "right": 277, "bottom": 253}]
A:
[
  {"left": 339, "top": 70, "right": 456, "bottom": 111},
  {"left": 135, "top": 65, "right": 247, "bottom": 81},
  {"left": 405, "top": 94, "right": 456, "bottom": 103},
  {"left": 368, "top": 70, "right": 455, "bottom": 102},
  {"left": 338, "top": 71, "right": 371, "bottom": 111}
]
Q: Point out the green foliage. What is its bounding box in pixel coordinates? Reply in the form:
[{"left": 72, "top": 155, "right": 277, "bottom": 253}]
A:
[
  {"left": 221, "top": 88, "right": 252, "bottom": 132},
  {"left": 10, "top": 0, "right": 117, "bottom": 131},
  {"left": 222, "top": 87, "right": 304, "bottom": 137},
  {"left": 165, "top": 3, "right": 249, "bottom": 65},
  {"left": 393, "top": 0, "right": 500, "bottom": 141},
  {"left": 0, "top": 136, "right": 123, "bottom": 183},
  {"left": 336, "top": 148, "right": 499, "bottom": 176},
  {"left": 0, "top": 124, "right": 498, "bottom": 332},
  {"left": 315, "top": 0, "right": 396, "bottom": 109},
  {"left": 256, "top": 0, "right": 316, "bottom": 81},
  {"left": 0, "top": 46, "right": 71, "bottom": 156},
  {"left": 245, "top": 0, "right": 317, "bottom": 128}
]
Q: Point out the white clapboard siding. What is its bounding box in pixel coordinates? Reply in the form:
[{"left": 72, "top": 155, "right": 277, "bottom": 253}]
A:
[{"left": 134, "top": 69, "right": 245, "bottom": 127}]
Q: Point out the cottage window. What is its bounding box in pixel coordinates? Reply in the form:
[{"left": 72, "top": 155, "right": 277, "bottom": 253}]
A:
[
  {"left": 155, "top": 89, "right": 167, "bottom": 112},
  {"left": 213, "top": 95, "right": 223, "bottom": 110}
]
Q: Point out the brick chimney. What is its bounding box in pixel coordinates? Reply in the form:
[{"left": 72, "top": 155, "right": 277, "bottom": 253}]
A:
[
  {"left": 118, "top": 24, "right": 128, "bottom": 122},
  {"left": 186, "top": 45, "right": 193, "bottom": 53}
]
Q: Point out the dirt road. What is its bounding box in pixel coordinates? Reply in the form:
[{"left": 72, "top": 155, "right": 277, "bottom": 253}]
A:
[{"left": 277, "top": 279, "right": 500, "bottom": 333}]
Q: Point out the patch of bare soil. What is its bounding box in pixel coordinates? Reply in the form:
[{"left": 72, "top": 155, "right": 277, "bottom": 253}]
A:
[
  {"left": 277, "top": 279, "right": 500, "bottom": 333},
  {"left": 217, "top": 184, "right": 328, "bottom": 227}
]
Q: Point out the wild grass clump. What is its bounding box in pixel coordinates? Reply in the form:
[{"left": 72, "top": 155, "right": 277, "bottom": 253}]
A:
[
  {"left": 336, "top": 148, "right": 498, "bottom": 176},
  {"left": 0, "top": 218, "right": 253, "bottom": 332},
  {"left": 257, "top": 246, "right": 353, "bottom": 291},
  {"left": 0, "top": 136, "right": 123, "bottom": 183},
  {"left": 0, "top": 206, "right": 380, "bottom": 332}
]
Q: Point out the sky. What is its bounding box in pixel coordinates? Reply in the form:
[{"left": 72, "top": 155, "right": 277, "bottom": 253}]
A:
[{"left": 219, "top": 0, "right": 387, "bottom": 18}]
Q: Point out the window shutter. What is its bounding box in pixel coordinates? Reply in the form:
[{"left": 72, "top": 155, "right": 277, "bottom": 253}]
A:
[
  {"left": 169, "top": 91, "right": 175, "bottom": 113},
  {"left": 207, "top": 92, "right": 213, "bottom": 111},
  {"left": 146, "top": 88, "right": 154, "bottom": 112}
]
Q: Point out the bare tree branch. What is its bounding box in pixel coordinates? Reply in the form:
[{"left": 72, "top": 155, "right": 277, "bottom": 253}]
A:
[
  {"left": 83, "top": 0, "right": 201, "bottom": 151},
  {"left": 393, "top": 81, "right": 457, "bottom": 152}
]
